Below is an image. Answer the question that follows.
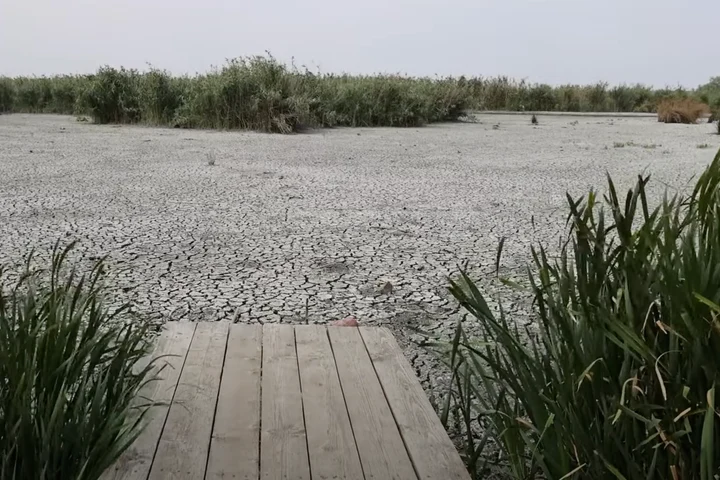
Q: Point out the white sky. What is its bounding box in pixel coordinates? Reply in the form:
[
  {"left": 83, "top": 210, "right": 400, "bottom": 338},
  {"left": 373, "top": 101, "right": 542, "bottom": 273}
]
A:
[{"left": 1, "top": 0, "right": 718, "bottom": 87}]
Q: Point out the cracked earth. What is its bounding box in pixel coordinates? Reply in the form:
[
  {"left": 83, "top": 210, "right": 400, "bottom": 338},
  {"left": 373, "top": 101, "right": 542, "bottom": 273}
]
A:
[{"left": 1, "top": 113, "right": 717, "bottom": 401}]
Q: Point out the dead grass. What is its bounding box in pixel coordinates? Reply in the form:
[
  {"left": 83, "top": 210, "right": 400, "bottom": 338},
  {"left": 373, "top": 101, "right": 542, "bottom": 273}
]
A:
[{"left": 657, "top": 98, "right": 710, "bottom": 124}]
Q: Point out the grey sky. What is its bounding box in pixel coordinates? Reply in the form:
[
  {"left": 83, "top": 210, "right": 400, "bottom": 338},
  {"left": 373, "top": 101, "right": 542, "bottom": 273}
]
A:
[{"left": 1, "top": 0, "right": 717, "bottom": 87}]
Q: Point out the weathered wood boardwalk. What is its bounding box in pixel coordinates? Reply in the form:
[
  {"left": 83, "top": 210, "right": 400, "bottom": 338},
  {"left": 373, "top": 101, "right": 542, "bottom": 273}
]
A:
[{"left": 104, "top": 322, "right": 469, "bottom": 480}]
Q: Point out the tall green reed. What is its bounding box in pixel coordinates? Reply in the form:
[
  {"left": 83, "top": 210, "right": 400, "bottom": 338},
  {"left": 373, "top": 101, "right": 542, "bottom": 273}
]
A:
[
  {"left": 1, "top": 56, "right": 717, "bottom": 131},
  {"left": 0, "top": 242, "right": 159, "bottom": 480},
  {"left": 442, "top": 149, "right": 720, "bottom": 479}
]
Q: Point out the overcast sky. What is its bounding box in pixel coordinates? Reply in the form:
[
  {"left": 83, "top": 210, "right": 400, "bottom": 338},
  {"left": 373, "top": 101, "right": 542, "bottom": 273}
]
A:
[{"left": 1, "top": 0, "right": 717, "bottom": 87}]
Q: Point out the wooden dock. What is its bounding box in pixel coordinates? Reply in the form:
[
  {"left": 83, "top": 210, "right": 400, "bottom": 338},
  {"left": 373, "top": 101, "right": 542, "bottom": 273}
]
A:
[{"left": 104, "top": 322, "right": 470, "bottom": 480}]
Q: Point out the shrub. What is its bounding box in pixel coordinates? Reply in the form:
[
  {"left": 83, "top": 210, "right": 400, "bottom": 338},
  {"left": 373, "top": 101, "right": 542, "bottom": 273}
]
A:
[
  {"left": 14, "top": 77, "right": 52, "bottom": 113},
  {"left": 0, "top": 78, "right": 16, "bottom": 112},
  {"left": 2, "top": 59, "right": 719, "bottom": 131},
  {"left": 556, "top": 85, "right": 582, "bottom": 112},
  {"left": 473, "top": 76, "right": 526, "bottom": 110},
  {"left": 524, "top": 84, "right": 557, "bottom": 111},
  {"left": 44, "top": 76, "right": 82, "bottom": 114},
  {"left": 175, "top": 56, "right": 308, "bottom": 132},
  {"left": 80, "top": 67, "right": 142, "bottom": 124},
  {"left": 697, "top": 77, "right": 720, "bottom": 109},
  {"left": 711, "top": 99, "right": 720, "bottom": 132},
  {"left": 139, "top": 68, "right": 187, "bottom": 125},
  {"left": 441, "top": 149, "right": 720, "bottom": 479},
  {"left": 422, "top": 77, "right": 471, "bottom": 122},
  {"left": 0, "top": 243, "right": 158, "bottom": 480},
  {"left": 657, "top": 98, "right": 710, "bottom": 124},
  {"left": 327, "top": 75, "right": 427, "bottom": 127},
  {"left": 587, "top": 81, "right": 609, "bottom": 111},
  {"left": 611, "top": 84, "right": 639, "bottom": 112}
]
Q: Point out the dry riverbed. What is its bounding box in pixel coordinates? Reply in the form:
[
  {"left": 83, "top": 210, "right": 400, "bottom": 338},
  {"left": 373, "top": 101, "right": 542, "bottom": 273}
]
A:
[{"left": 0, "top": 113, "right": 717, "bottom": 402}]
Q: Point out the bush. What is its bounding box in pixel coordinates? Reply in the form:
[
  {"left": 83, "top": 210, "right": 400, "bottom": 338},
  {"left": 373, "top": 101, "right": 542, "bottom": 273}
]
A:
[
  {"left": 524, "top": 84, "right": 557, "bottom": 111},
  {"left": 0, "top": 76, "right": 82, "bottom": 114},
  {"left": 587, "top": 81, "right": 609, "bottom": 111},
  {"left": 139, "top": 68, "right": 187, "bottom": 126},
  {"left": 1, "top": 58, "right": 718, "bottom": 130},
  {"left": 326, "top": 75, "right": 428, "bottom": 127},
  {"left": 80, "top": 67, "right": 142, "bottom": 124},
  {"left": 657, "top": 98, "right": 710, "bottom": 123},
  {"left": 14, "top": 77, "right": 52, "bottom": 113},
  {"left": 0, "top": 78, "right": 16, "bottom": 112},
  {"left": 442, "top": 149, "right": 720, "bottom": 479},
  {"left": 174, "top": 56, "right": 316, "bottom": 132},
  {"left": 710, "top": 98, "right": 720, "bottom": 132},
  {"left": 697, "top": 77, "right": 720, "bottom": 109},
  {"left": 47, "top": 75, "right": 84, "bottom": 114},
  {"left": 0, "top": 243, "right": 158, "bottom": 480},
  {"left": 611, "top": 84, "right": 639, "bottom": 112},
  {"left": 556, "top": 85, "right": 582, "bottom": 112}
]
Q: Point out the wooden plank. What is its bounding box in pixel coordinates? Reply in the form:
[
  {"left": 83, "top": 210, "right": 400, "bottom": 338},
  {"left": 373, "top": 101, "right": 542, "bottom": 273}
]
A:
[
  {"left": 328, "top": 327, "right": 417, "bottom": 480},
  {"left": 295, "top": 326, "right": 364, "bottom": 480},
  {"left": 148, "top": 321, "right": 230, "bottom": 480},
  {"left": 260, "top": 325, "right": 310, "bottom": 480},
  {"left": 206, "top": 324, "right": 262, "bottom": 480},
  {"left": 103, "top": 322, "right": 197, "bottom": 480},
  {"left": 360, "top": 327, "right": 470, "bottom": 480}
]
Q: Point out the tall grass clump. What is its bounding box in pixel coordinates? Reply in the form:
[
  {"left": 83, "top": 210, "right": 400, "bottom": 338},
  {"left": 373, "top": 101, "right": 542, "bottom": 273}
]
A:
[
  {"left": 0, "top": 76, "right": 84, "bottom": 114},
  {"left": 43, "top": 75, "right": 84, "bottom": 114},
  {"left": 322, "top": 75, "right": 421, "bottom": 127},
  {"left": 586, "top": 81, "right": 610, "bottom": 111},
  {"left": 442, "top": 149, "right": 720, "bottom": 479},
  {"left": 138, "top": 68, "right": 188, "bottom": 126},
  {"left": 697, "top": 77, "right": 720, "bottom": 110},
  {"left": 657, "top": 98, "right": 710, "bottom": 123},
  {"left": 2, "top": 57, "right": 719, "bottom": 130},
  {"left": 0, "top": 243, "right": 158, "bottom": 480},
  {"left": 13, "top": 77, "right": 52, "bottom": 113},
  {"left": 0, "top": 78, "right": 16, "bottom": 112},
  {"left": 80, "top": 67, "right": 142, "bottom": 124},
  {"left": 174, "top": 55, "right": 305, "bottom": 132},
  {"left": 319, "top": 75, "right": 465, "bottom": 127},
  {"left": 610, "top": 84, "right": 655, "bottom": 112}
]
